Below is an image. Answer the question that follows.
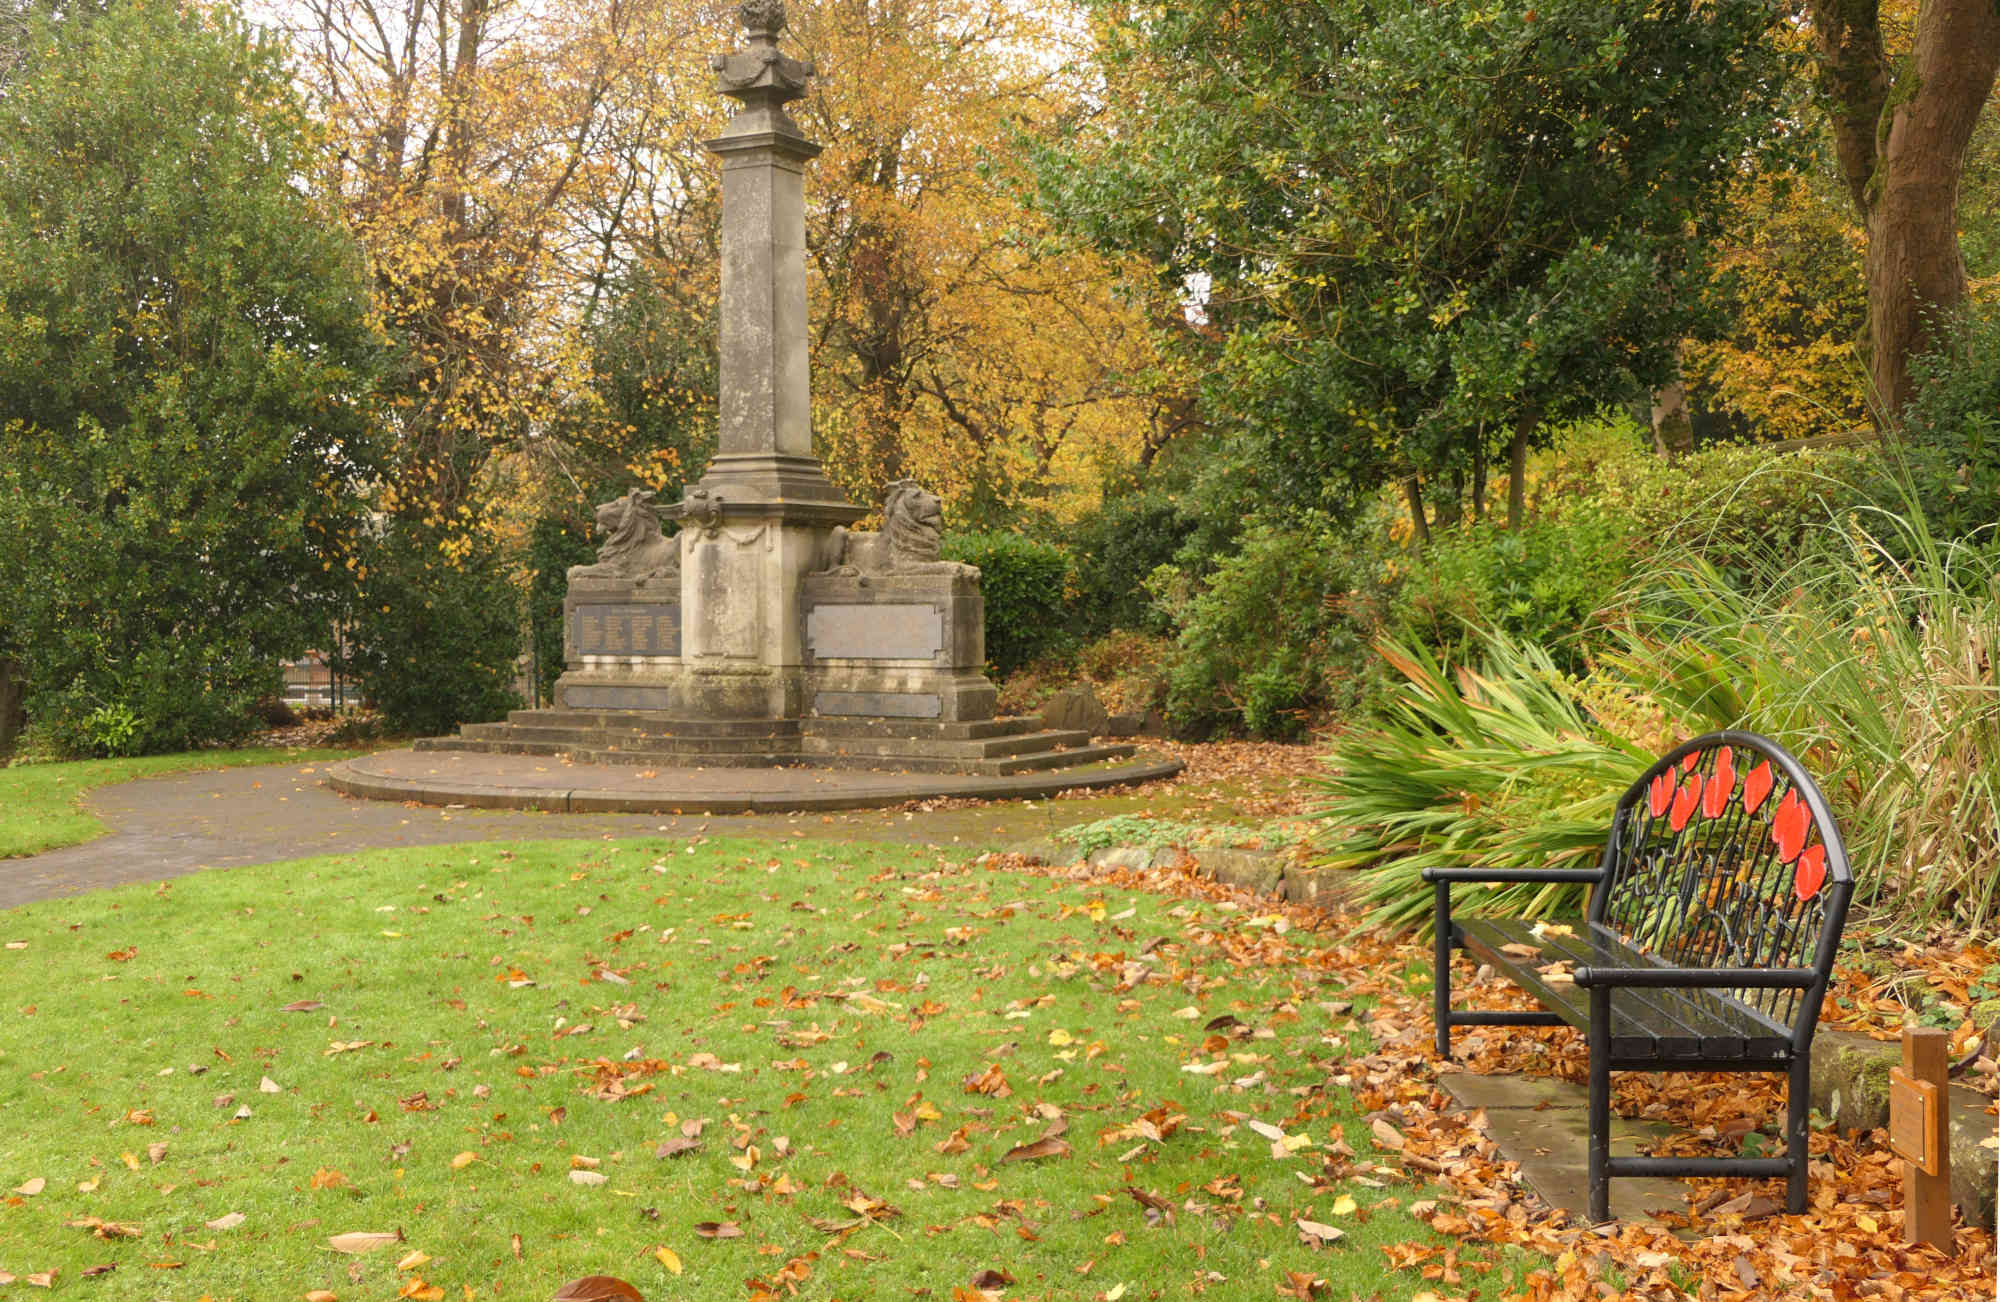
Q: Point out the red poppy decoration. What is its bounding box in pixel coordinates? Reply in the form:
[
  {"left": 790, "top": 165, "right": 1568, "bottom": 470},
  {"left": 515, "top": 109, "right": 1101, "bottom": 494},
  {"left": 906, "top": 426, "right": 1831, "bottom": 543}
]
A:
[
  {"left": 1669, "top": 776, "right": 1700, "bottom": 832},
  {"left": 1681, "top": 752, "right": 1701, "bottom": 772},
  {"left": 1793, "top": 842, "right": 1828, "bottom": 902},
  {"left": 1701, "top": 747, "right": 1736, "bottom": 820},
  {"left": 1771, "top": 789, "right": 1811, "bottom": 864},
  {"left": 1742, "top": 760, "right": 1774, "bottom": 816},
  {"left": 1648, "top": 772, "right": 1674, "bottom": 819}
]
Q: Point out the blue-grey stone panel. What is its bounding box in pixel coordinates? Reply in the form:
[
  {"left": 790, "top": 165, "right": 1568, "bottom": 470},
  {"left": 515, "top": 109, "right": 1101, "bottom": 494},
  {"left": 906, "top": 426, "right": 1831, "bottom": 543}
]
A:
[
  {"left": 564, "top": 685, "right": 677, "bottom": 710},
  {"left": 806, "top": 603, "right": 944, "bottom": 661},
  {"left": 814, "top": 691, "right": 942, "bottom": 719},
  {"left": 572, "top": 604, "right": 682, "bottom": 657}
]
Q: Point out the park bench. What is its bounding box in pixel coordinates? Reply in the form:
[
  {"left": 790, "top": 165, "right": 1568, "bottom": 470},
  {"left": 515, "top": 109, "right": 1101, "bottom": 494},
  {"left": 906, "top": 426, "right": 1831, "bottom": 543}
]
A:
[{"left": 1424, "top": 730, "right": 1853, "bottom": 1222}]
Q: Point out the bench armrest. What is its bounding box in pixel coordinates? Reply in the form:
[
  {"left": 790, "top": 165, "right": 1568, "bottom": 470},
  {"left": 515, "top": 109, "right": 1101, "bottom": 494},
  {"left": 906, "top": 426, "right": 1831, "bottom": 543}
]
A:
[
  {"left": 1572, "top": 966, "right": 1817, "bottom": 990},
  {"left": 1422, "top": 867, "right": 1603, "bottom": 884}
]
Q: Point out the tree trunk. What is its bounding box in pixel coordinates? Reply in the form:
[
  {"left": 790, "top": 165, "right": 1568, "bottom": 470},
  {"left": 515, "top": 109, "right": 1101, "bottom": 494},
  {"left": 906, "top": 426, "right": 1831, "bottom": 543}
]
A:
[
  {"left": 1402, "top": 477, "right": 1431, "bottom": 549},
  {"left": 0, "top": 656, "right": 22, "bottom": 757},
  {"left": 1651, "top": 374, "right": 1694, "bottom": 459},
  {"left": 1434, "top": 465, "right": 1465, "bottom": 531},
  {"left": 1864, "top": 2, "right": 2000, "bottom": 418},
  {"left": 1809, "top": 0, "right": 2000, "bottom": 423},
  {"left": 1506, "top": 410, "right": 1537, "bottom": 532},
  {"left": 1471, "top": 430, "right": 1487, "bottom": 522}
]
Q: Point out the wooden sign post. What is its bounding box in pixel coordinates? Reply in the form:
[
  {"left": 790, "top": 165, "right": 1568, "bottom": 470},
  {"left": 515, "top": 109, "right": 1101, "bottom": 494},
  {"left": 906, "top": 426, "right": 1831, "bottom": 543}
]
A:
[{"left": 1888, "top": 1026, "right": 1953, "bottom": 1251}]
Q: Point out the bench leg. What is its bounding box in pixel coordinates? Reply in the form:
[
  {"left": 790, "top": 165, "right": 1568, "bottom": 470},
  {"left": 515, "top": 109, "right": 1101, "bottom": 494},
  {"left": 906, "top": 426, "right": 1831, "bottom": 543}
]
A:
[
  {"left": 1786, "top": 1055, "right": 1809, "bottom": 1214},
  {"left": 1432, "top": 880, "right": 1452, "bottom": 1059},
  {"left": 1587, "top": 983, "right": 1611, "bottom": 1223}
]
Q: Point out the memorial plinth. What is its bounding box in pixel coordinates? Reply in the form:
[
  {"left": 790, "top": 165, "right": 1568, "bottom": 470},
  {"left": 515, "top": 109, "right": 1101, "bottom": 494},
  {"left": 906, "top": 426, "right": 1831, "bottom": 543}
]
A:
[{"left": 397, "top": 3, "right": 1173, "bottom": 790}]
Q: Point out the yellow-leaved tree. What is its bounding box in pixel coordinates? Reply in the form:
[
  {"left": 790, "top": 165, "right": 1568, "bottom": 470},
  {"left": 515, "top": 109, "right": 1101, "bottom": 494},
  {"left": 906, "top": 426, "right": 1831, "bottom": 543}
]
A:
[
  {"left": 259, "top": 0, "right": 715, "bottom": 520},
  {"left": 788, "top": 0, "right": 1185, "bottom": 525}
]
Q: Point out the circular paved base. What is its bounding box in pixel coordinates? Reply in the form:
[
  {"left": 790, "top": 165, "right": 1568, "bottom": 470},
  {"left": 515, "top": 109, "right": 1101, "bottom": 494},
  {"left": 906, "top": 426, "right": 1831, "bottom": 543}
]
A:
[{"left": 327, "top": 748, "right": 1184, "bottom": 814}]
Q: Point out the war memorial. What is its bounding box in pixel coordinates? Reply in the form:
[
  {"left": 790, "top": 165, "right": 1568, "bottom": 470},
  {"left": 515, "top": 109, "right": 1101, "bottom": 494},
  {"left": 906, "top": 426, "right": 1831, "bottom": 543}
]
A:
[{"left": 329, "top": 2, "right": 1178, "bottom": 811}]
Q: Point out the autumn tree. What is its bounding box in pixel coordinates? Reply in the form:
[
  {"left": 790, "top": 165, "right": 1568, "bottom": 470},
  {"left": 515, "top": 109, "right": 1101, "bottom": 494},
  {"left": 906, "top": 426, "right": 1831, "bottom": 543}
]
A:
[
  {"left": 1806, "top": 0, "right": 2000, "bottom": 419},
  {"left": 0, "top": 1, "right": 382, "bottom": 755},
  {"left": 1683, "top": 157, "right": 1873, "bottom": 443},
  {"left": 783, "top": 0, "right": 1182, "bottom": 526},
  {"left": 249, "top": 0, "right": 710, "bottom": 517},
  {"left": 1039, "top": 1, "right": 1792, "bottom": 534}
]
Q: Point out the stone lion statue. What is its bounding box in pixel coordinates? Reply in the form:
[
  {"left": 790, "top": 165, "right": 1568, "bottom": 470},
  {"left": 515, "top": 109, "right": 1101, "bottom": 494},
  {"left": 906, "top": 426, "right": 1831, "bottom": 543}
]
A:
[
  {"left": 818, "top": 480, "right": 979, "bottom": 579},
  {"left": 566, "top": 488, "right": 680, "bottom": 585}
]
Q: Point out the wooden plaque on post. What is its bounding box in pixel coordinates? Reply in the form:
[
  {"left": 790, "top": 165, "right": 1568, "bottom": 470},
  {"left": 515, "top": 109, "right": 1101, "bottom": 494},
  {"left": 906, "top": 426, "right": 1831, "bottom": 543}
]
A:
[
  {"left": 1892, "top": 1027, "right": 1954, "bottom": 1251},
  {"left": 1887, "top": 1066, "right": 1940, "bottom": 1176}
]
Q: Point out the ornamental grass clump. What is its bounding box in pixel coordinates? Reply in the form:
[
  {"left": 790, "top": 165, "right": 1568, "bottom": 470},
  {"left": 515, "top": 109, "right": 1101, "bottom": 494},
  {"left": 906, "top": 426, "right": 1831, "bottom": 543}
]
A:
[
  {"left": 1615, "top": 507, "right": 2000, "bottom": 935},
  {"left": 1314, "top": 636, "right": 1653, "bottom": 935},
  {"left": 1319, "top": 500, "right": 2000, "bottom": 940}
]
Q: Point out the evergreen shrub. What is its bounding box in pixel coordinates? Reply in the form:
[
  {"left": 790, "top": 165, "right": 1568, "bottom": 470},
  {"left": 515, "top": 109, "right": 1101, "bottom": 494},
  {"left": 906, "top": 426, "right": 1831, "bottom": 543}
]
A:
[
  {"left": 1064, "top": 484, "right": 1200, "bottom": 637},
  {"left": 337, "top": 521, "right": 522, "bottom": 737},
  {"left": 1389, "top": 502, "right": 1637, "bottom": 676},
  {"left": 942, "top": 532, "right": 1072, "bottom": 675},
  {"left": 1902, "top": 304, "right": 2000, "bottom": 542},
  {"left": 1604, "top": 441, "right": 1878, "bottom": 586},
  {"left": 1156, "top": 515, "right": 1394, "bottom": 739}
]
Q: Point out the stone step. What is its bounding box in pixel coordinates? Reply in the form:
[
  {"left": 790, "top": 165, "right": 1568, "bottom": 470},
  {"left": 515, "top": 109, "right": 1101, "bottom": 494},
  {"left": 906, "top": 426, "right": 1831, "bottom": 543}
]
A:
[
  {"left": 801, "top": 728, "right": 1092, "bottom": 762},
  {"left": 589, "top": 734, "right": 808, "bottom": 759},
  {"left": 414, "top": 737, "right": 571, "bottom": 758},
  {"left": 460, "top": 723, "right": 609, "bottom": 746},
  {"left": 989, "top": 743, "right": 1139, "bottom": 775},
  {"left": 466, "top": 722, "right": 805, "bottom": 751},
  {"left": 569, "top": 746, "right": 795, "bottom": 770},
  {"left": 505, "top": 709, "right": 803, "bottom": 740},
  {"left": 802, "top": 716, "right": 1036, "bottom": 742},
  {"left": 422, "top": 721, "right": 1132, "bottom": 777},
  {"left": 804, "top": 742, "right": 1136, "bottom": 777}
]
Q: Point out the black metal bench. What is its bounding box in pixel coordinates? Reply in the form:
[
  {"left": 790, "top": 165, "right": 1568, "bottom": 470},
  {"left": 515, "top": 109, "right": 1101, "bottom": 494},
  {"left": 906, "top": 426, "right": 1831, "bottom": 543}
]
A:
[{"left": 1425, "top": 730, "right": 1853, "bottom": 1221}]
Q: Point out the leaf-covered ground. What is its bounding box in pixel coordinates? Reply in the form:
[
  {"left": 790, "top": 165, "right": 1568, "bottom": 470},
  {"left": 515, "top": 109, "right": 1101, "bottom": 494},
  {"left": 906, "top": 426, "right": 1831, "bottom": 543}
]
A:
[
  {"left": 2, "top": 830, "right": 1993, "bottom": 1301},
  {"left": 1041, "top": 856, "right": 1999, "bottom": 1302},
  {"left": 0, "top": 836, "right": 1532, "bottom": 1300}
]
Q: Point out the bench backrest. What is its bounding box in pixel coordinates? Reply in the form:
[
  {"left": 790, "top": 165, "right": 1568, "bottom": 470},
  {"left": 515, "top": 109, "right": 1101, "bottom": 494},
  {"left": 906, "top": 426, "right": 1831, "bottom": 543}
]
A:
[{"left": 1594, "top": 730, "right": 1853, "bottom": 1037}]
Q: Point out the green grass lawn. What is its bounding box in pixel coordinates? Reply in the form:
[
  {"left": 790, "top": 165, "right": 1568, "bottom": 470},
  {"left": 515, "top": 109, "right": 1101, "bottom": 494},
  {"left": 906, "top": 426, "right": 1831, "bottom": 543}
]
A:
[
  {"left": 0, "top": 749, "right": 363, "bottom": 860},
  {"left": 0, "top": 836, "right": 1544, "bottom": 1300}
]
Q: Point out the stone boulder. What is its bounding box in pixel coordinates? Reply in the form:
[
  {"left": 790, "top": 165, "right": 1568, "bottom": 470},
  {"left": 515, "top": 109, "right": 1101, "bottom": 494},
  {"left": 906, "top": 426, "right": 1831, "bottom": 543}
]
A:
[{"left": 1040, "top": 686, "right": 1109, "bottom": 736}]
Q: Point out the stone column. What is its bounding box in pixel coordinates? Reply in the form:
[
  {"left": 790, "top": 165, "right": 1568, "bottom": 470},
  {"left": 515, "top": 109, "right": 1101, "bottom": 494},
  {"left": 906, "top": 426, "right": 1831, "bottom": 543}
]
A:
[
  {"left": 697, "top": 0, "right": 853, "bottom": 507},
  {"left": 673, "top": 0, "right": 863, "bottom": 719}
]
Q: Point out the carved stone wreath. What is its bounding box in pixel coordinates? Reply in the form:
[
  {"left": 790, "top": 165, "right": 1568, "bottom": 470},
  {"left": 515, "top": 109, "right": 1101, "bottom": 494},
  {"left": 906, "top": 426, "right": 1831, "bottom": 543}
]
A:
[{"left": 739, "top": 0, "right": 785, "bottom": 36}]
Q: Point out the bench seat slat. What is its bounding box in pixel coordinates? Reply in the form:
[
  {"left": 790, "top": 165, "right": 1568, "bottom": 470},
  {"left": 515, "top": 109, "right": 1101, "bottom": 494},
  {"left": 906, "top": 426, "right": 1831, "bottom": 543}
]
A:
[{"left": 1460, "top": 918, "right": 1792, "bottom": 1061}]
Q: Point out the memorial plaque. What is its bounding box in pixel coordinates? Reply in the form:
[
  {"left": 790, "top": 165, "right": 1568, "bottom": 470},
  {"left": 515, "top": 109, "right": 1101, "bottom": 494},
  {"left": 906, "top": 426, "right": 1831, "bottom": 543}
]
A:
[
  {"left": 1888, "top": 1066, "right": 1941, "bottom": 1176},
  {"left": 806, "top": 603, "right": 943, "bottom": 661},
  {"left": 815, "top": 691, "right": 942, "bottom": 719},
  {"left": 572, "top": 604, "right": 682, "bottom": 657},
  {"left": 563, "top": 685, "right": 677, "bottom": 711}
]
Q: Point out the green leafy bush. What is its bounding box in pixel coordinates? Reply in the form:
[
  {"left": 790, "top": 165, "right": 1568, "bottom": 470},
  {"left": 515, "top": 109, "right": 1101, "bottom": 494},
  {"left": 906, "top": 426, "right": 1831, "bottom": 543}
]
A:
[
  {"left": 1390, "top": 502, "right": 1637, "bottom": 675},
  {"left": 1156, "top": 516, "right": 1393, "bottom": 739},
  {"left": 1064, "top": 482, "right": 1201, "bottom": 637},
  {"left": 337, "top": 522, "right": 522, "bottom": 737},
  {"left": 1316, "top": 636, "right": 1652, "bottom": 935},
  {"left": 943, "top": 532, "right": 1072, "bottom": 675},
  {"left": 1602, "top": 441, "right": 1878, "bottom": 586},
  {"left": 1615, "top": 507, "right": 2000, "bottom": 934},
  {"left": 1323, "top": 497, "right": 2000, "bottom": 940},
  {"left": 18, "top": 640, "right": 279, "bottom": 758},
  {"left": 1902, "top": 303, "right": 2000, "bottom": 541},
  {"left": 0, "top": 4, "right": 382, "bottom": 757},
  {"left": 1055, "top": 815, "right": 1210, "bottom": 857}
]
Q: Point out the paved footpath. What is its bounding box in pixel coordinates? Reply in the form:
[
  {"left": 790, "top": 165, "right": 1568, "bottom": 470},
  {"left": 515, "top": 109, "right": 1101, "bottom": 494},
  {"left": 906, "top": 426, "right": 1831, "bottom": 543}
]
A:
[{"left": 0, "top": 759, "right": 1091, "bottom": 912}]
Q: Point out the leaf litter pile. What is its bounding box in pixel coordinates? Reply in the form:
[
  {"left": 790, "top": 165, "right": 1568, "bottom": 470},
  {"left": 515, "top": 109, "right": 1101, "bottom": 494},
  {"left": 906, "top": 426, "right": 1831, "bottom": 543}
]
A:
[{"left": 0, "top": 835, "right": 1990, "bottom": 1301}]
